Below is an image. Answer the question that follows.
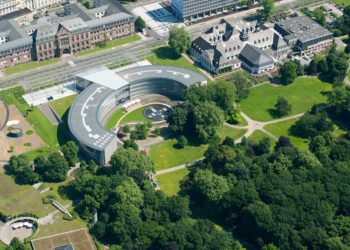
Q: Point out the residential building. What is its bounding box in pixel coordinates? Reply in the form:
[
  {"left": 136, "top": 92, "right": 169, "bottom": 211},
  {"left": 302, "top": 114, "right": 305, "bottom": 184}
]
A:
[
  {"left": 171, "top": 0, "right": 240, "bottom": 22},
  {"left": 274, "top": 15, "right": 333, "bottom": 55},
  {"left": 0, "top": 1, "right": 135, "bottom": 69},
  {"left": 191, "top": 19, "right": 286, "bottom": 75}
]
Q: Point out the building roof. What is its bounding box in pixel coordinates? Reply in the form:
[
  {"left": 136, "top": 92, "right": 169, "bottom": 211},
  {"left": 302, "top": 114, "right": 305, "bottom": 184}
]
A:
[
  {"left": 275, "top": 15, "right": 333, "bottom": 43},
  {"left": 69, "top": 65, "right": 207, "bottom": 151},
  {"left": 76, "top": 67, "right": 129, "bottom": 90},
  {"left": 0, "top": 8, "right": 32, "bottom": 21},
  {"left": 239, "top": 44, "right": 275, "bottom": 68},
  {"left": 60, "top": 17, "right": 88, "bottom": 32}
]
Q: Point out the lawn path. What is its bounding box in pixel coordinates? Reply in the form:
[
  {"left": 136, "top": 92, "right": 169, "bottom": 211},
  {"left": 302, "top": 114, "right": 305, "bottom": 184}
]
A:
[{"left": 156, "top": 112, "right": 304, "bottom": 175}]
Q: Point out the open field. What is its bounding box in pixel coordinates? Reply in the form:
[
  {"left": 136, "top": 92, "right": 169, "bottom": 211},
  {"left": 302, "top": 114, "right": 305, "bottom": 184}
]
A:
[
  {"left": 265, "top": 118, "right": 309, "bottom": 149},
  {"left": 105, "top": 109, "right": 125, "bottom": 130},
  {"left": 149, "top": 126, "right": 247, "bottom": 171},
  {"left": 248, "top": 130, "right": 273, "bottom": 143},
  {"left": 76, "top": 34, "right": 140, "bottom": 56},
  {"left": 5, "top": 59, "right": 59, "bottom": 75},
  {"left": 0, "top": 173, "right": 52, "bottom": 217},
  {"left": 156, "top": 168, "right": 189, "bottom": 196},
  {"left": 332, "top": 0, "right": 350, "bottom": 5},
  {"left": 147, "top": 47, "right": 202, "bottom": 74},
  {"left": 50, "top": 95, "right": 77, "bottom": 117},
  {"left": 149, "top": 138, "right": 207, "bottom": 171},
  {"left": 239, "top": 78, "right": 332, "bottom": 122}
]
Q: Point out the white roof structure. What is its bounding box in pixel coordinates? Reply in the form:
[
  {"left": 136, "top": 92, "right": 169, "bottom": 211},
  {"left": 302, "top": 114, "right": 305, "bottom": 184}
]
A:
[{"left": 76, "top": 68, "right": 129, "bottom": 90}]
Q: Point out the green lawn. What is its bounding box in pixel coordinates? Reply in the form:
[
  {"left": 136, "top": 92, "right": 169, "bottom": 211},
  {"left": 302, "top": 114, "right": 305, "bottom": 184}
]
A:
[
  {"left": 33, "top": 214, "right": 86, "bottom": 239},
  {"left": 105, "top": 109, "right": 125, "bottom": 130},
  {"left": 149, "top": 126, "right": 246, "bottom": 171},
  {"left": 265, "top": 118, "right": 309, "bottom": 149},
  {"left": 0, "top": 173, "right": 53, "bottom": 217},
  {"left": 332, "top": 0, "right": 350, "bottom": 6},
  {"left": 5, "top": 58, "right": 59, "bottom": 75},
  {"left": 147, "top": 47, "right": 202, "bottom": 74},
  {"left": 149, "top": 139, "right": 207, "bottom": 171},
  {"left": 76, "top": 34, "right": 140, "bottom": 56},
  {"left": 50, "top": 95, "right": 77, "bottom": 117},
  {"left": 217, "top": 126, "right": 247, "bottom": 140},
  {"left": 156, "top": 168, "right": 189, "bottom": 196},
  {"left": 120, "top": 105, "right": 151, "bottom": 124},
  {"left": 239, "top": 78, "right": 332, "bottom": 122},
  {"left": 248, "top": 130, "right": 273, "bottom": 143}
]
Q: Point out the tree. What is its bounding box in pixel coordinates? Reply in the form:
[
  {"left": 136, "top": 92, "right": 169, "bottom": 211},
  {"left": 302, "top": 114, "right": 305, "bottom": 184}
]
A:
[
  {"left": 194, "top": 102, "right": 224, "bottom": 143},
  {"left": 6, "top": 237, "right": 27, "bottom": 250},
  {"left": 153, "top": 127, "right": 161, "bottom": 136},
  {"left": 275, "top": 136, "right": 293, "bottom": 151},
  {"left": 135, "top": 123, "right": 149, "bottom": 140},
  {"left": 274, "top": 97, "right": 291, "bottom": 117},
  {"left": 8, "top": 155, "right": 39, "bottom": 185},
  {"left": 163, "top": 196, "right": 191, "bottom": 222},
  {"left": 258, "top": 0, "right": 275, "bottom": 21},
  {"left": 192, "top": 169, "right": 229, "bottom": 202},
  {"left": 61, "top": 141, "right": 79, "bottom": 167},
  {"left": 168, "top": 27, "right": 191, "bottom": 56},
  {"left": 280, "top": 61, "right": 297, "bottom": 85},
  {"left": 345, "top": 44, "right": 350, "bottom": 54},
  {"left": 122, "top": 124, "right": 130, "bottom": 133},
  {"left": 42, "top": 152, "right": 69, "bottom": 182},
  {"left": 110, "top": 148, "right": 154, "bottom": 177},
  {"left": 167, "top": 104, "right": 188, "bottom": 135},
  {"left": 135, "top": 16, "right": 146, "bottom": 32},
  {"left": 177, "top": 135, "right": 188, "bottom": 149},
  {"left": 114, "top": 177, "right": 143, "bottom": 208},
  {"left": 123, "top": 140, "right": 139, "bottom": 150},
  {"left": 307, "top": 59, "right": 319, "bottom": 75},
  {"left": 313, "top": 7, "right": 326, "bottom": 26}
]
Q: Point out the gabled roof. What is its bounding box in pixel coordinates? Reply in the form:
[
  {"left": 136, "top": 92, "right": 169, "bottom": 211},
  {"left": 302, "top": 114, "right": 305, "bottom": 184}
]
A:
[{"left": 239, "top": 44, "right": 275, "bottom": 68}]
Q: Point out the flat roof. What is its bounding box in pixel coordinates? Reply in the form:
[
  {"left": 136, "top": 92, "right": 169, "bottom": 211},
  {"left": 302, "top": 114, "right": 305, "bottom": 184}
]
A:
[
  {"left": 69, "top": 65, "right": 207, "bottom": 151},
  {"left": 276, "top": 16, "right": 333, "bottom": 43},
  {"left": 76, "top": 67, "right": 129, "bottom": 90}
]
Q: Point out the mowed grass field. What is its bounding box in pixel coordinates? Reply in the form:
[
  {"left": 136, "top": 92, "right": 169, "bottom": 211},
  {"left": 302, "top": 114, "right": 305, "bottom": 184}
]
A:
[
  {"left": 149, "top": 126, "right": 247, "bottom": 171},
  {"left": 248, "top": 130, "right": 273, "bottom": 143},
  {"left": 156, "top": 168, "right": 190, "bottom": 196},
  {"left": 0, "top": 173, "right": 52, "bottom": 217},
  {"left": 239, "top": 78, "right": 332, "bottom": 122},
  {"left": 147, "top": 47, "right": 203, "bottom": 74},
  {"left": 265, "top": 118, "right": 309, "bottom": 149},
  {"left": 105, "top": 109, "right": 125, "bottom": 130},
  {"left": 332, "top": 0, "right": 350, "bottom": 5}
]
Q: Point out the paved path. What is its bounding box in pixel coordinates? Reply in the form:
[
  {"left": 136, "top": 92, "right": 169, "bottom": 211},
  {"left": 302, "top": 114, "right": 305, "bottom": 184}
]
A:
[{"left": 155, "top": 112, "right": 304, "bottom": 176}]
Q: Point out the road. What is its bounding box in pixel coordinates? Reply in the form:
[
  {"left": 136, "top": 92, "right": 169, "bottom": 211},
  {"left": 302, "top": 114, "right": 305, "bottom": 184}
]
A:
[{"left": 0, "top": 37, "right": 161, "bottom": 89}]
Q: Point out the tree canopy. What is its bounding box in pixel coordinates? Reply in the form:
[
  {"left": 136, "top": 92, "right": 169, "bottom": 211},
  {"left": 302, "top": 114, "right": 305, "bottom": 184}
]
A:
[{"left": 168, "top": 26, "right": 191, "bottom": 56}]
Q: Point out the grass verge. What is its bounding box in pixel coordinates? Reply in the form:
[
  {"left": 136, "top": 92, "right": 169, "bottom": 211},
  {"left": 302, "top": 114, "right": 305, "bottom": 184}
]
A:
[
  {"left": 5, "top": 59, "right": 59, "bottom": 75},
  {"left": 76, "top": 34, "right": 140, "bottom": 56}
]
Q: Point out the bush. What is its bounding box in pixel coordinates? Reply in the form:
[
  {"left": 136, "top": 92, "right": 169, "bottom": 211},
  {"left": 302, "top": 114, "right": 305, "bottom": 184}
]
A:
[
  {"left": 25, "top": 130, "right": 33, "bottom": 135},
  {"left": 63, "top": 210, "right": 78, "bottom": 221},
  {"left": 177, "top": 135, "right": 188, "bottom": 149},
  {"left": 122, "top": 125, "right": 130, "bottom": 133}
]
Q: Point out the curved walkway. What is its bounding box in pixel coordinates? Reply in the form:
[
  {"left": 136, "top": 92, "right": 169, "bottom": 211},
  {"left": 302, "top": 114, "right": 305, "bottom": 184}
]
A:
[{"left": 155, "top": 112, "right": 304, "bottom": 176}]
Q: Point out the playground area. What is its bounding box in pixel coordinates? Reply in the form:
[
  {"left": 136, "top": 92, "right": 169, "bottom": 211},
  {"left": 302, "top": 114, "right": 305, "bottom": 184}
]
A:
[
  {"left": 0, "top": 105, "right": 44, "bottom": 162},
  {"left": 31, "top": 229, "right": 96, "bottom": 250}
]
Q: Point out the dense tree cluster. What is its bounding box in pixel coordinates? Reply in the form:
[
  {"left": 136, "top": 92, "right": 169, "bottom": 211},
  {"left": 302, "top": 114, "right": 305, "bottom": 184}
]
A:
[
  {"left": 69, "top": 148, "right": 243, "bottom": 249},
  {"left": 6, "top": 237, "right": 28, "bottom": 250},
  {"left": 181, "top": 86, "right": 350, "bottom": 249},
  {"left": 307, "top": 43, "right": 349, "bottom": 84},
  {"left": 8, "top": 141, "right": 78, "bottom": 184},
  {"left": 258, "top": 0, "right": 275, "bottom": 21},
  {"left": 167, "top": 80, "right": 237, "bottom": 143}
]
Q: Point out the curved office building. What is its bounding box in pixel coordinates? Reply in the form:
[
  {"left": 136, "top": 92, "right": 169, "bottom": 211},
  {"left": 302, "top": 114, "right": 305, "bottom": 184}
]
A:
[{"left": 68, "top": 65, "right": 207, "bottom": 165}]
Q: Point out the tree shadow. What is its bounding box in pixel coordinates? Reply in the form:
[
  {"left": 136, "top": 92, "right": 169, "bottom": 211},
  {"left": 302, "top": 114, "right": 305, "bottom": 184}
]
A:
[
  {"left": 57, "top": 109, "right": 71, "bottom": 146},
  {"left": 153, "top": 47, "right": 180, "bottom": 60},
  {"left": 268, "top": 108, "right": 281, "bottom": 119}
]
